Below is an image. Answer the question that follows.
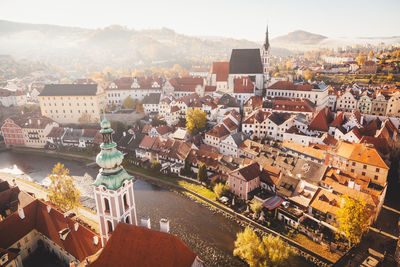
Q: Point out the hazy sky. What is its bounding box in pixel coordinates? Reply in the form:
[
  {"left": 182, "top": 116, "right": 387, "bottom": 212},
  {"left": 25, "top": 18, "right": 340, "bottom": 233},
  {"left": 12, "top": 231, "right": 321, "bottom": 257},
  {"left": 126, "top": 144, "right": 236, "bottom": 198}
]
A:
[{"left": 1, "top": 0, "right": 399, "bottom": 41}]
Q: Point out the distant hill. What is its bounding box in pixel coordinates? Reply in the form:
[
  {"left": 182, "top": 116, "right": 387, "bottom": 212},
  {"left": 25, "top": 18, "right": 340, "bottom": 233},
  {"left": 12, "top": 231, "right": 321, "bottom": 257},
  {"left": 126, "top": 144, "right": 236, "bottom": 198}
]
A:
[
  {"left": 0, "top": 20, "right": 293, "bottom": 73},
  {"left": 271, "top": 30, "right": 327, "bottom": 49}
]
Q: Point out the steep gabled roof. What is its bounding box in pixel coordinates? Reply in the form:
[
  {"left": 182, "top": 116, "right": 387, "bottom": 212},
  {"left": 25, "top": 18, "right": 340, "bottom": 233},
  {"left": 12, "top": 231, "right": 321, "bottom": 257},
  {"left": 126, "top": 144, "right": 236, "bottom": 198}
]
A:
[
  {"left": 309, "top": 107, "right": 334, "bottom": 132},
  {"left": 229, "top": 49, "right": 263, "bottom": 74},
  {"left": 268, "top": 112, "right": 292, "bottom": 126},
  {"left": 233, "top": 162, "right": 261, "bottom": 181},
  {"left": 211, "top": 62, "right": 229, "bottom": 82}
]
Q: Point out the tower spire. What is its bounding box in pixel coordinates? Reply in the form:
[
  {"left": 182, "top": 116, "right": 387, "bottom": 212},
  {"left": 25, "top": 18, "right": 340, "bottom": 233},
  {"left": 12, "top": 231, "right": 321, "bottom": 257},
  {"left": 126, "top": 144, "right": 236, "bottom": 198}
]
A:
[{"left": 264, "top": 25, "right": 270, "bottom": 50}]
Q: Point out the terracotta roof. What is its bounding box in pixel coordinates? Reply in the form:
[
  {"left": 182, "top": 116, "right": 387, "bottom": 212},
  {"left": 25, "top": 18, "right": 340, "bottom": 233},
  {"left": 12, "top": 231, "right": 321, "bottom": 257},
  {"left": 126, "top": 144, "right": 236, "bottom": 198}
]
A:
[
  {"left": 233, "top": 162, "right": 261, "bottom": 181},
  {"left": 107, "top": 77, "right": 163, "bottom": 90},
  {"left": 206, "top": 124, "right": 230, "bottom": 138},
  {"left": 222, "top": 118, "right": 238, "bottom": 131},
  {"left": 0, "top": 200, "right": 99, "bottom": 261},
  {"left": 88, "top": 223, "right": 197, "bottom": 267},
  {"left": 155, "top": 125, "right": 172, "bottom": 136},
  {"left": 46, "top": 127, "right": 66, "bottom": 138},
  {"left": 188, "top": 149, "right": 221, "bottom": 169},
  {"left": 309, "top": 107, "right": 334, "bottom": 132},
  {"left": 139, "top": 135, "right": 157, "bottom": 149},
  {"left": 268, "top": 112, "right": 292, "bottom": 126},
  {"left": 333, "top": 141, "right": 388, "bottom": 169},
  {"left": 142, "top": 125, "right": 152, "bottom": 134},
  {"left": 268, "top": 81, "right": 315, "bottom": 91},
  {"left": 310, "top": 188, "right": 340, "bottom": 216},
  {"left": 233, "top": 77, "right": 254, "bottom": 94},
  {"left": 170, "top": 106, "right": 180, "bottom": 113},
  {"left": 8, "top": 114, "right": 55, "bottom": 129},
  {"left": 273, "top": 98, "right": 314, "bottom": 113},
  {"left": 169, "top": 77, "right": 203, "bottom": 92},
  {"left": 205, "top": 85, "right": 216, "bottom": 92},
  {"left": 244, "top": 96, "right": 263, "bottom": 108},
  {"left": 283, "top": 140, "right": 325, "bottom": 161},
  {"left": 211, "top": 62, "right": 229, "bottom": 82},
  {"left": 82, "top": 128, "right": 99, "bottom": 138}
]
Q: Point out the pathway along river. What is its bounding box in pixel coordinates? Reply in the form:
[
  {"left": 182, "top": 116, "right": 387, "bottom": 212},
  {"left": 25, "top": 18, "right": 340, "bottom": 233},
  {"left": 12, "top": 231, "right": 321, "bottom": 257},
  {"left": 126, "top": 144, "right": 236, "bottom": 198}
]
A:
[{"left": 0, "top": 151, "right": 316, "bottom": 266}]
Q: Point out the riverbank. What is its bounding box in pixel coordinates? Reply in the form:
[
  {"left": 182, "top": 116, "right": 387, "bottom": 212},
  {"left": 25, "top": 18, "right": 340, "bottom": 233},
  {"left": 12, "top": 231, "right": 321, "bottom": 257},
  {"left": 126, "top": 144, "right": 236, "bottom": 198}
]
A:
[{"left": 6, "top": 147, "right": 338, "bottom": 265}]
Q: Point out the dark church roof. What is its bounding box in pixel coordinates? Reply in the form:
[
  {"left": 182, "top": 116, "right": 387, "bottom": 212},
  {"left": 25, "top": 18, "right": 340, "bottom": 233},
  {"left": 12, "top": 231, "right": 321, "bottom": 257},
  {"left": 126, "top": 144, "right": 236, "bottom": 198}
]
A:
[
  {"left": 39, "top": 84, "right": 98, "bottom": 96},
  {"left": 229, "top": 49, "right": 263, "bottom": 74}
]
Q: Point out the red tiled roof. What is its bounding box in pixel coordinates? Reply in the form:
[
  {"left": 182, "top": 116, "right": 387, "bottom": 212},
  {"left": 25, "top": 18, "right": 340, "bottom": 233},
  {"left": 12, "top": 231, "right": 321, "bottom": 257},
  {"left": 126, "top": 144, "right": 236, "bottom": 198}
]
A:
[
  {"left": 0, "top": 200, "right": 99, "bottom": 261},
  {"left": 82, "top": 128, "right": 98, "bottom": 138},
  {"left": 170, "top": 106, "right": 180, "bottom": 113},
  {"left": 46, "top": 127, "right": 66, "bottom": 138},
  {"left": 223, "top": 118, "right": 238, "bottom": 131},
  {"left": 155, "top": 125, "right": 172, "bottom": 136},
  {"left": 244, "top": 96, "right": 263, "bottom": 108},
  {"left": 205, "top": 85, "right": 216, "bottom": 92},
  {"left": 234, "top": 162, "right": 261, "bottom": 181},
  {"left": 88, "top": 223, "right": 197, "bottom": 267},
  {"left": 268, "top": 81, "right": 315, "bottom": 91},
  {"left": 139, "top": 135, "right": 157, "bottom": 149},
  {"left": 211, "top": 62, "right": 229, "bottom": 82},
  {"left": 309, "top": 107, "right": 334, "bottom": 132},
  {"left": 273, "top": 98, "right": 314, "bottom": 113},
  {"left": 169, "top": 77, "right": 203, "bottom": 92},
  {"left": 188, "top": 149, "right": 221, "bottom": 169},
  {"left": 8, "top": 114, "right": 55, "bottom": 129},
  {"left": 107, "top": 77, "right": 162, "bottom": 90},
  {"left": 233, "top": 77, "right": 254, "bottom": 94},
  {"left": 206, "top": 124, "right": 230, "bottom": 138},
  {"left": 142, "top": 125, "right": 152, "bottom": 134}
]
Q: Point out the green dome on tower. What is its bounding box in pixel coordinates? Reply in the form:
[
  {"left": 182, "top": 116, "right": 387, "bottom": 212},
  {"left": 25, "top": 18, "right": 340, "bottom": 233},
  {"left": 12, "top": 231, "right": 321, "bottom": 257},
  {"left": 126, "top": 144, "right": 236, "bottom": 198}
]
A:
[{"left": 93, "top": 112, "right": 133, "bottom": 191}]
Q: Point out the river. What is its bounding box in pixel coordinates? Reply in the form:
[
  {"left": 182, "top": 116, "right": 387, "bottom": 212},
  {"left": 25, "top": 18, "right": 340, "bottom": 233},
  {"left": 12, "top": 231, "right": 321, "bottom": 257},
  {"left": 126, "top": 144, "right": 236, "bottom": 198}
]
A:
[{"left": 0, "top": 151, "right": 247, "bottom": 266}]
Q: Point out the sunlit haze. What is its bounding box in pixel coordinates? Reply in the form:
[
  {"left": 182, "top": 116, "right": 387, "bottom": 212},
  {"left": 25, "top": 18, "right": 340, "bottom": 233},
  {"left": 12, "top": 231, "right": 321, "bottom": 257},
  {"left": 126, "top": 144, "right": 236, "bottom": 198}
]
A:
[{"left": 1, "top": 0, "right": 399, "bottom": 41}]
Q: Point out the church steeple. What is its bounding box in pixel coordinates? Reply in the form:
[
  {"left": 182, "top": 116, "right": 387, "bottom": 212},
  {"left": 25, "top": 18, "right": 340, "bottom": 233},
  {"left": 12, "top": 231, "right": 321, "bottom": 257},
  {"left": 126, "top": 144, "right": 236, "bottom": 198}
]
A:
[
  {"left": 264, "top": 25, "right": 270, "bottom": 50},
  {"left": 93, "top": 113, "right": 137, "bottom": 246}
]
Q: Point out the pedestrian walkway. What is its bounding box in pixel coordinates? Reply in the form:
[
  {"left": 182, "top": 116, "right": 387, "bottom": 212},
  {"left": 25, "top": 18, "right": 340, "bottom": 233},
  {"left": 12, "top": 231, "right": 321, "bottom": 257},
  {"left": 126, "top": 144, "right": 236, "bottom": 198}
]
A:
[
  {"left": 369, "top": 226, "right": 399, "bottom": 240},
  {"left": 383, "top": 205, "right": 400, "bottom": 215}
]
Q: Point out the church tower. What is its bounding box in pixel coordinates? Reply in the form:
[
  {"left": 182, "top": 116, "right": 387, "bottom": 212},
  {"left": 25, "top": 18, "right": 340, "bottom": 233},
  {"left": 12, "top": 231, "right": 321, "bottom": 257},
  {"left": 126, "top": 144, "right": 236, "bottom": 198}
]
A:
[
  {"left": 93, "top": 114, "right": 137, "bottom": 247},
  {"left": 261, "top": 25, "right": 271, "bottom": 88}
]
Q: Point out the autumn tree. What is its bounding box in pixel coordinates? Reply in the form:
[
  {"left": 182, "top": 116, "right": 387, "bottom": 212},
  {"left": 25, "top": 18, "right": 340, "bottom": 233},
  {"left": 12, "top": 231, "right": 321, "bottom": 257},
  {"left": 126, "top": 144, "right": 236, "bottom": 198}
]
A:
[
  {"left": 78, "top": 112, "right": 92, "bottom": 125},
  {"left": 285, "top": 61, "right": 293, "bottom": 70},
  {"left": 368, "top": 50, "right": 375, "bottom": 60},
  {"left": 136, "top": 101, "right": 144, "bottom": 113},
  {"left": 213, "top": 183, "right": 230, "bottom": 199},
  {"left": 150, "top": 161, "right": 162, "bottom": 172},
  {"left": 48, "top": 163, "right": 80, "bottom": 211},
  {"left": 197, "top": 163, "right": 208, "bottom": 184},
  {"left": 123, "top": 96, "right": 136, "bottom": 109},
  {"left": 356, "top": 52, "right": 367, "bottom": 66},
  {"left": 151, "top": 116, "right": 166, "bottom": 127},
  {"left": 234, "top": 227, "right": 293, "bottom": 267},
  {"left": 303, "top": 70, "right": 314, "bottom": 81},
  {"left": 250, "top": 201, "right": 263, "bottom": 215},
  {"left": 186, "top": 109, "right": 207, "bottom": 135},
  {"left": 336, "top": 195, "right": 370, "bottom": 246}
]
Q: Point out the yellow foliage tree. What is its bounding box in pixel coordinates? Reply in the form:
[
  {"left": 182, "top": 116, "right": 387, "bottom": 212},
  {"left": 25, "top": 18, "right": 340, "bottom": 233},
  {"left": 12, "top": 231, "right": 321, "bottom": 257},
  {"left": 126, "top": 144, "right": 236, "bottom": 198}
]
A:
[
  {"left": 336, "top": 195, "right": 370, "bottom": 246},
  {"left": 250, "top": 201, "right": 263, "bottom": 215},
  {"left": 47, "top": 163, "right": 80, "bottom": 211},
  {"left": 78, "top": 112, "right": 92, "bottom": 125},
  {"left": 186, "top": 108, "right": 207, "bottom": 135},
  {"left": 304, "top": 69, "right": 314, "bottom": 81},
  {"left": 286, "top": 61, "right": 293, "bottom": 70},
  {"left": 123, "top": 96, "right": 136, "bottom": 109},
  {"left": 234, "top": 227, "right": 294, "bottom": 267},
  {"left": 356, "top": 52, "right": 367, "bottom": 66},
  {"left": 213, "top": 183, "right": 229, "bottom": 199}
]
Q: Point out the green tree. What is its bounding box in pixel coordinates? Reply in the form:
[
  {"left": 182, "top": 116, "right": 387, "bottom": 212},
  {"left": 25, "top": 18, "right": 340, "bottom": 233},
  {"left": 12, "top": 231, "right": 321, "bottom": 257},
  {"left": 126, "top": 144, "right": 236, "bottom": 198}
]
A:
[
  {"left": 197, "top": 163, "right": 208, "bottom": 183},
  {"left": 47, "top": 163, "right": 80, "bottom": 211},
  {"left": 123, "top": 96, "right": 136, "bottom": 109},
  {"left": 186, "top": 109, "right": 207, "bottom": 135},
  {"left": 150, "top": 161, "right": 162, "bottom": 172},
  {"left": 110, "top": 120, "right": 129, "bottom": 136},
  {"left": 234, "top": 227, "right": 294, "bottom": 267},
  {"left": 151, "top": 116, "right": 166, "bottom": 127},
  {"left": 337, "top": 195, "right": 370, "bottom": 246},
  {"left": 213, "top": 183, "right": 230, "bottom": 199},
  {"left": 180, "top": 157, "right": 192, "bottom": 176},
  {"left": 250, "top": 201, "right": 263, "bottom": 215}
]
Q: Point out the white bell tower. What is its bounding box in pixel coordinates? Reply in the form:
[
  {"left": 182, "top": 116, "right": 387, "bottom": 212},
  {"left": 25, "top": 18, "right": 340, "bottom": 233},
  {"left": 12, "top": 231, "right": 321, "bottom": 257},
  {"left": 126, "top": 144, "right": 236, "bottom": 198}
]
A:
[{"left": 261, "top": 25, "right": 271, "bottom": 89}]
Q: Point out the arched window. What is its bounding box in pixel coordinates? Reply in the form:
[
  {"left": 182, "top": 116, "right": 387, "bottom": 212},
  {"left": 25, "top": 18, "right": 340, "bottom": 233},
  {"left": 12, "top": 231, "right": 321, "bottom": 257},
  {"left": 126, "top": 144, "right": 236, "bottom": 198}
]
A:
[
  {"left": 107, "top": 221, "right": 113, "bottom": 233},
  {"left": 123, "top": 194, "right": 128, "bottom": 209},
  {"left": 125, "top": 216, "right": 130, "bottom": 224},
  {"left": 104, "top": 198, "right": 110, "bottom": 213}
]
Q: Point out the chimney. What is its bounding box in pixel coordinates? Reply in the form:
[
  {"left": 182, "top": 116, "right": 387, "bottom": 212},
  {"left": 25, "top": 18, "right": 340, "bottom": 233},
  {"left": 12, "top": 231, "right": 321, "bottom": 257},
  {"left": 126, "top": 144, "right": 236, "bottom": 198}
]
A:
[
  {"left": 47, "top": 205, "right": 51, "bottom": 213},
  {"left": 141, "top": 216, "right": 151, "bottom": 229},
  {"left": 93, "top": 236, "right": 99, "bottom": 246},
  {"left": 18, "top": 208, "right": 25, "bottom": 219},
  {"left": 59, "top": 228, "right": 70, "bottom": 241},
  {"left": 123, "top": 131, "right": 126, "bottom": 137},
  {"left": 38, "top": 119, "right": 40, "bottom": 126},
  {"left": 159, "top": 218, "right": 170, "bottom": 233},
  {"left": 28, "top": 119, "right": 32, "bottom": 125},
  {"left": 74, "top": 222, "right": 79, "bottom": 231}
]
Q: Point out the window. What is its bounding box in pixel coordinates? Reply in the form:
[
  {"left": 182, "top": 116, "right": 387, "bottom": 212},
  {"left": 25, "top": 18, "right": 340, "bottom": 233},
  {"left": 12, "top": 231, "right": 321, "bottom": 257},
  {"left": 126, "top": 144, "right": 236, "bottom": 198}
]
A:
[
  {"left": 107, "top": 221, "right": 113, "bottom": 233},
  {"left": 123, "top": 194, "right": 128, "bottom": 209},
  {"left": 125, "top": 216, "right": 130, "bottom": 224},
  {"left": 104, "top": 198, "right": 110, "bottom": 213},
  {"left": 374, "top": 175, "right": 378, "bottom": 180},
  {"left": 352, "top": 162, "right": 356, "bottom": 166},
  {"left": 363, "top": 165, "right": 367, "bottom": 169},
  {"left": 376, "top": 168, "right": 379, "bottom": 173},
  {"left": 362, "top": 172, "right": 366, "bottom": 176},
  {"left": 351, "top": 169, "right": 354, "bottom": 173}
]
